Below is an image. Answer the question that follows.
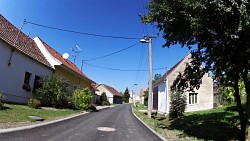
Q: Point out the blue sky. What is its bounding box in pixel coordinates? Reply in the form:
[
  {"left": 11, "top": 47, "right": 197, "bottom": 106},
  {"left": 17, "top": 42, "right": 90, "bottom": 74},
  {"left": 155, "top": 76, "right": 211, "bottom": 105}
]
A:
[{"left": 0, "top": 0, "right": 190, "bottom": 94}]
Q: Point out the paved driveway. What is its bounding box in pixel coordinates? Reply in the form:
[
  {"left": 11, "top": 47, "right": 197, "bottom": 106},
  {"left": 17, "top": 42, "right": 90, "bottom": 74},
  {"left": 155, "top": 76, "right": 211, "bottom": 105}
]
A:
[{"left": 0, "top": 104, "right": 163, "bottom": 141}]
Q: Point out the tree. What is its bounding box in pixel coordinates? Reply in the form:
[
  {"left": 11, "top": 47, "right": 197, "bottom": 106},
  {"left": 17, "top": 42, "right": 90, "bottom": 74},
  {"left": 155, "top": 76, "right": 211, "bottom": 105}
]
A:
[
  {"left": 36, "top": 74, "right": 69, "bottom": 108},
  {"left": 100, "top": 92, "right": 110, "bottom": 106},
  {"left": 169, "top": 90, "right": 187, "bottom": 119},
  {"left": 73, "top": 88, "right": 92, "bottom": 110},
  {"left": 152, "top": 73, "right": 162, "bottom": 84},
  {"left": 143, "top": 0, "right": 250, "bottom": 140},
  {"left": 123, "top": 87, "right": 130, "bottom": 103},
  {"left": 143, "top": 90, "right": 149, "bottom": 106}
]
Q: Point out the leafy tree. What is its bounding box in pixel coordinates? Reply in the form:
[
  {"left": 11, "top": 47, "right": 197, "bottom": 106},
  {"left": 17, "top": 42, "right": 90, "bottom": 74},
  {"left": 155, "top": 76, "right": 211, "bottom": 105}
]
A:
[
  {"left": 0, "top": 93, "right": 4, "bottom": 110},
  {"left": 169, "top": 90, "right": 187, "bottom": 119},
  {"left": 100, "top": 92, "right": 110, "bottom": 106},
  {"left": 123, "top": 87, "right": 130, "bottom": 103},
  {"left": 143, "top": 0, "right": 250, "bottom": 140},
  {"left": 36, "top": 74, "right": 69, "bottom": 108},
  {"left": 143, "top": 90, "right": 149, "bottom": 106},
  {"left": 73, "top": 88, "right": 92, "bottom": 110},
  {"left": 152, "top": 73, "right": 162, "bottom": 84}
]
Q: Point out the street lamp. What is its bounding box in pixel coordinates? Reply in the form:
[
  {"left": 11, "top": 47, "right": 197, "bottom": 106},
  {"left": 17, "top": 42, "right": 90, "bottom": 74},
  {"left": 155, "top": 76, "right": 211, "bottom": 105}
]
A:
[{"left": 140, "top": 36, "right": 153, "bottom": 118}]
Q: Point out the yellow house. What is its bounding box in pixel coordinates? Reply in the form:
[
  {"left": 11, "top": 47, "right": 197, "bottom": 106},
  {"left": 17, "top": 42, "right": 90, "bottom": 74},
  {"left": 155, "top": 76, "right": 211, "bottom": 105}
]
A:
[{"left": 34, "top": 36, "right": 96, "bottom": 94}]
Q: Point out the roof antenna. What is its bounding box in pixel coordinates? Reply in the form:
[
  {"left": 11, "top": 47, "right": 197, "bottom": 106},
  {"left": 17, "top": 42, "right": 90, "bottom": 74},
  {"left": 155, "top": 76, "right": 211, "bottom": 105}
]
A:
[{"left": 70, "top": 44, "right": 81, "bottom": 64}]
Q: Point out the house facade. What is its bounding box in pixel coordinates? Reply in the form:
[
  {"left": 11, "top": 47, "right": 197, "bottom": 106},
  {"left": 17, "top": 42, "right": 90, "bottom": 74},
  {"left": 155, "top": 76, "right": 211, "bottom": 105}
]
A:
[
  {"left": 153, "top": 53, "right": 213, "bottom": 114},
  {"left": 34, "top": 36, "right": 97, "bottom": 96},
  {"left": 96, "top": 83, "right": 123, "bottom": 104},
  {"left": 0, "top": 15, "right": 53, "bottom": 103}
]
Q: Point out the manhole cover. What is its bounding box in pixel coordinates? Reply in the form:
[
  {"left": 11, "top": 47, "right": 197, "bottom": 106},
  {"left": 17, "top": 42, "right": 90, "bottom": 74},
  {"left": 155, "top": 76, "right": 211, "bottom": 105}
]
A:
[{"left": 97, "top": 127, "right": 116, "bottom": 132}]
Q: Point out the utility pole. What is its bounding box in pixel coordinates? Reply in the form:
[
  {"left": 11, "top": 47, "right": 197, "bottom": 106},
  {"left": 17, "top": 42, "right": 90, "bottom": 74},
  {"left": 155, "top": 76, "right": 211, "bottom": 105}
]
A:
[{"left": 140, "top": 36, "right": 155, "bottom": 118}]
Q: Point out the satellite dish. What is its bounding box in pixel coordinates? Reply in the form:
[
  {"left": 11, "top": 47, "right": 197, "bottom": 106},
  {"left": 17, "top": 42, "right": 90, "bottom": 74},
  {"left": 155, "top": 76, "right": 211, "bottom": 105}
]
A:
[{"left": 62, "top": 53, "right": 69, "bottom": 59}]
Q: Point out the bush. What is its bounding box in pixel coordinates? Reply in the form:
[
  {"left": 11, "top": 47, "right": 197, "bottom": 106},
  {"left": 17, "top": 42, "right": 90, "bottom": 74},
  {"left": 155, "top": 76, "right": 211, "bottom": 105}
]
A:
[
  {"left": 101, "top": 101, "right": 110, "bottom": 106},
  {"left": 27, "top": 98, "right": 41, "bottom": 109},
  {"left": 169, "top": 90, "right": 187, "bottom": 119},
  {"left": 73, "top": 88, "right": 92, "bottom": 110},
  {"left": 36, "top": 74, "right": 69, "bottom": 108},
  {"left": 0, "top": 94, "right": 4, "bottom": 110}
]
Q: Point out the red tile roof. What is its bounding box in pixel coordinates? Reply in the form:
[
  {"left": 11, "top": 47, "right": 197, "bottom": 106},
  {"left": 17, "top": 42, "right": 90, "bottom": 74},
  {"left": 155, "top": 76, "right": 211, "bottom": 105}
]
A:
[
  {"left": 0, "top": 14, "right": 52, "bottom": 68},
  {"left": 102, "top": 84, "right": 122, "bottom": 97},
  {"left": 37, "top": 37, "right": 95, "bottom": 83}
]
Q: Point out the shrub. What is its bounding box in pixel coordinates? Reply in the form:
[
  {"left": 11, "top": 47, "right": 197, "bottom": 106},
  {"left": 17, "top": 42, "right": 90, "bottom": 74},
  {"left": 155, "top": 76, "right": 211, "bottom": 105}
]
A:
[
  {"left": 100, "top": 92, "right": 107, "bottom": 103},
  {"left": 101, "top": 101, "right": 110, "bottom": 106},
  {"left": 27, "top": 98, "right": 41, "bottom": 109},
  {"left": 36, "top": 74, "right": 69, "bottom": 108},
  {"left": 0, "top": 94, "right": 4, "bottom": 110},
  {"left": 169, "top": 90, "right": 187, "bottom": 119},
  {"left": 73, "top": 88, "right": 92, "bottom": 110}
]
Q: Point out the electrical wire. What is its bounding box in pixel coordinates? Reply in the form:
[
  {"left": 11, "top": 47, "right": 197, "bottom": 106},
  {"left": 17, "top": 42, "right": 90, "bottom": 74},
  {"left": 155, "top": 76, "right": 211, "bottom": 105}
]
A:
[
  {"left": 83, "top": 42, "right": 140, "bottom": 61},
  {"left": 25, "top": 21, "right": 141, "bottom": 40},
  {"left": 83, "top": 61, "right": 167, "bottom": 72}
]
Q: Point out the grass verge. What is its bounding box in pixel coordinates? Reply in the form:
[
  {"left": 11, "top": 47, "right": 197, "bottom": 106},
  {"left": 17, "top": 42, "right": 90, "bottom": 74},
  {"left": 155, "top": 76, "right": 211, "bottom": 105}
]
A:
[
  {"left": 0, "top": 104, "right": 80, "bottom": 122},
  {"left": 132, "top": 104, "right": 241, "bottom": 141}
]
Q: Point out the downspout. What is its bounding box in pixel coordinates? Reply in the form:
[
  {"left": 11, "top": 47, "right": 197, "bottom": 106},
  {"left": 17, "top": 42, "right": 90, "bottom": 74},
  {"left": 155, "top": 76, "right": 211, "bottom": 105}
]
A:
[{"left": 8, "top": 19, "right": 26, "bottom": 67}]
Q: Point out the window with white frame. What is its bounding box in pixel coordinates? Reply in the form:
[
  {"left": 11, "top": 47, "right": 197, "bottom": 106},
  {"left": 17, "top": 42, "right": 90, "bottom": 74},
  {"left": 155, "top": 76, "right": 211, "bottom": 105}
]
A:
[
  {"left": 73, "top": 85, "right": 78, "bottom": 91},
  {"left": 189, "top": 93, "right": 198, "bottom": 104}
]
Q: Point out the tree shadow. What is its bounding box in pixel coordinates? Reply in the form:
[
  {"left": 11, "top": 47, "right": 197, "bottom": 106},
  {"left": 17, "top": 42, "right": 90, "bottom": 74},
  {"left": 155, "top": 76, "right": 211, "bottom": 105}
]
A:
[
  {"left": 162, "top": 111, "right": 240, "bottom": 141},
  {"left": 0, "top": 106, "right": 11, "bottom": 110}
]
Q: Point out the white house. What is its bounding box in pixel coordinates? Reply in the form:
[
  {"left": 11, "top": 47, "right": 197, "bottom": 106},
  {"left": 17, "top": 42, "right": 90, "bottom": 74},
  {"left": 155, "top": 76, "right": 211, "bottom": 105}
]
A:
[
  {"left": 96, "top": 83, "right": 123, "bottom": 104},
  {"left": 153, "top": 53, "right": 213, "bottom": 114},
  {"left": 0, "top": 14, "right": 53, "bottom": 103}
]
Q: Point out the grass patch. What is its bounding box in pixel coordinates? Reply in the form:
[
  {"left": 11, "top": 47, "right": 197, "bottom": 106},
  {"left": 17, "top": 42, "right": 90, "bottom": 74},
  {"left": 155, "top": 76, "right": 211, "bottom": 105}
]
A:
[
  {"left": 132, "top": 104, "right": 242, "bottom": 141},
  {"left": 0, "top": 104, "right": 80, "bottom": 122}
]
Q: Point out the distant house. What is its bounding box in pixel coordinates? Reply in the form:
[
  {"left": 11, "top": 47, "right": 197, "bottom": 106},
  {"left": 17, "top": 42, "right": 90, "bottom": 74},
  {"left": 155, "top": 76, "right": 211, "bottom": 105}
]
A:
[
  {"left": 153, "top": 53, "right": 213, "bottom": 114},
  {"left": 140, "top": 88, "right": 147, "bottom": 104},
  {"left": 96, "top": 83, "right": 123, "bottom": 104},
  {"left": 129, "top": 93, "right": 141, "bottom": 104},
  {"left": 34, "top": 36, "right": 97, "bottom": 99},
  {"left": 0, "top": 15, "right": 53, "bottom": 103}
]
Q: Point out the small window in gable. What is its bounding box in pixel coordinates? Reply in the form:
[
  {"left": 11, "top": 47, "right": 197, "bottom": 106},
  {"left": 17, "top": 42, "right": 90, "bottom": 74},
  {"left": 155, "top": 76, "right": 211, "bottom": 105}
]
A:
[{"left": 23, "top": 72, "right": 31, "bottom": 91}]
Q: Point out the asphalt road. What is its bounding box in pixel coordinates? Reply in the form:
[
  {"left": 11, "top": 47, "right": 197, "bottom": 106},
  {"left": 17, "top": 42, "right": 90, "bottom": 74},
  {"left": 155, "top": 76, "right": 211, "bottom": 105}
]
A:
[{"left": 0, "top": 104, "right": 163, "bottom": 141}]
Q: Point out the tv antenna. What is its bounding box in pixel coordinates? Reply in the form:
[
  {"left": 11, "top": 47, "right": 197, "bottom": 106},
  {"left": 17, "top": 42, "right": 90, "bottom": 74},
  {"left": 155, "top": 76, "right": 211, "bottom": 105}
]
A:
[{"left": 70, "top": 45, "right": 81, "bottom": 64}]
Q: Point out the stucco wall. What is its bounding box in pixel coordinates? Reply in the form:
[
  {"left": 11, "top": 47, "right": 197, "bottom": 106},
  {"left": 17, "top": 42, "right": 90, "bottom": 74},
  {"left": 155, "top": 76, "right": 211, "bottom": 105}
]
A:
[
  {"left": 167, "top": 54, "right": 213, "bottom": 113},
  {"left": 157, "top": 81, "right": 167, "bottom": 113},
  {"left": 54, "top": 66, "right": 92, "bottom": 94},
  {"left": 0, "top": 41, "right": 53, "bottom": 103},
  {"left": 96, "top": 85, "right": 114, "bottom": 104}
]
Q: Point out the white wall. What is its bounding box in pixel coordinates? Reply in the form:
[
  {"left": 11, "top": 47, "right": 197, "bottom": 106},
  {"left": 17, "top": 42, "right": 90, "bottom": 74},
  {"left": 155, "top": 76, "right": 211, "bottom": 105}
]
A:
[
  {"left": 157, "top": 81, "right": 167, "bottom": 113},
  {"left": 0, "top": 41, "right": 53, "bottom": 103},
  {"left": 96, "top": 84, "right": 114, "bottom": 104}
]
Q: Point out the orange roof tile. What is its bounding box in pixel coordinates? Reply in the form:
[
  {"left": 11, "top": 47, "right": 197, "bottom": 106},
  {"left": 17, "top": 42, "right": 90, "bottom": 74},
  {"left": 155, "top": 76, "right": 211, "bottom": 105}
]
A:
[
  {"left": 102, "top": 84, "right": 122, "bottom": 97},
  {"left": 37, "top": 37, "right": 94, "bottom": 83},
  {"left": 0, "top": 14, "right": 52, "bottom": 68}
]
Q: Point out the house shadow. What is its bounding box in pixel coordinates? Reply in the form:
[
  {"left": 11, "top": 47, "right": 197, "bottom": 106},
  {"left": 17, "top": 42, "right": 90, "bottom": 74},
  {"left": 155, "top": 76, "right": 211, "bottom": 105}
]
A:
[
  {"left": 1, "top": 106, "right": 11, "bottom": 110},
  {"left": 161, "top": 111, "right": 240, "bottom": 141}
]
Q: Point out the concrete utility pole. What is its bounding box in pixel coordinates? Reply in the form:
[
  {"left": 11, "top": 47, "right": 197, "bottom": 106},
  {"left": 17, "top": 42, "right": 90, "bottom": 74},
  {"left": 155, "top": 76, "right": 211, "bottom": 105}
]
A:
[{"left": 140, "top": 36, "right": 155, "bottom": 118}]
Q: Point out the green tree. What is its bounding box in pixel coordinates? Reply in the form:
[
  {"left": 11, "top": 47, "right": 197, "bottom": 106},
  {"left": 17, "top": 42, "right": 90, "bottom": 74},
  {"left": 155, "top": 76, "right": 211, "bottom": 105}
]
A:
[
  {"left": 36, "top": 74, "right": 69, "bottom": 108},
  {"left": 144, "top": 0, "right": 250, "bottom": 140},
  {"left": 123, "top": 87, "right": 130, "bottom": 103},
  {"left": 169, "top": 90, "right": 187, "bottom": 119},
  {"left": 143, "top": 90, "right": 148, "bottom": 106},
  {"left": 73, "top": 88, "right": 92, "bottom": 110},
  {"left": 152, "top": 73, "right": 162, "bottom": 84},
  {"left": 100, "top": 92, "right": 110, "bottom": 106}
]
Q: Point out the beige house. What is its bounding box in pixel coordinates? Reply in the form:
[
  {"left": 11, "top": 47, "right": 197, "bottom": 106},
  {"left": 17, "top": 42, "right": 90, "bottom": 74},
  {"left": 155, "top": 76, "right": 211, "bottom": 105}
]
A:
[
  {"left": 153, "top": 53, "right": 213, "bottom": 114},
  {"left": 96, "top": 83, "right": 123, "bottom": 104}
]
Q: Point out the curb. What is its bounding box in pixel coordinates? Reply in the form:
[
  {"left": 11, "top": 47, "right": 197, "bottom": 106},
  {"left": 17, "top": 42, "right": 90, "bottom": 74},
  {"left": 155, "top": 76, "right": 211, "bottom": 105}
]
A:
[
  {"left": 0, "top": 106, "right": 112, "bottom": 134},
  {"left": 131, "top": 105, "right": 168, "bottom": 141}
]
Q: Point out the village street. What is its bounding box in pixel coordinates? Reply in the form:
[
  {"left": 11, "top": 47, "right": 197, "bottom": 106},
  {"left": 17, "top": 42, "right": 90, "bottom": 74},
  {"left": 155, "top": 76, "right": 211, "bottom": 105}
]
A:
[{"left": 0, "top": 104, "right": 162, "bottom": 141}]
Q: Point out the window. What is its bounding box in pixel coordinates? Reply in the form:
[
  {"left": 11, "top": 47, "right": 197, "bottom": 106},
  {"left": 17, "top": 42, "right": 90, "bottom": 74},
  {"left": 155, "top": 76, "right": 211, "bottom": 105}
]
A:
[
  {"left": 33, "top": 75, "right": 41, "bottom": 92},
  {"left": 189, "top": 93, "right": 198, "bottom": 104},
  {"left": 64, "top": 82, "right": 71, "bottom": 93},
  {"left": 23, "top": 72, "right": 31, "bottom": 91},
  {"left": 73, "top": 85, "right": 78, "bottom": 91}
]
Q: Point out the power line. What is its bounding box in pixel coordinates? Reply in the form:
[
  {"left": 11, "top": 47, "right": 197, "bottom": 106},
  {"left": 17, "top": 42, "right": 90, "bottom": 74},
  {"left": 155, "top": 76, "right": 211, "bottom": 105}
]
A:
[
  {"left": 83, "top": 42, "right": 140, "bottom": 61},
  {"left": 25, "top": 21, "right": 141, "bottom": 40},
  {"left": 83, "top": 62, "right": 167, "bottom": 72}
]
